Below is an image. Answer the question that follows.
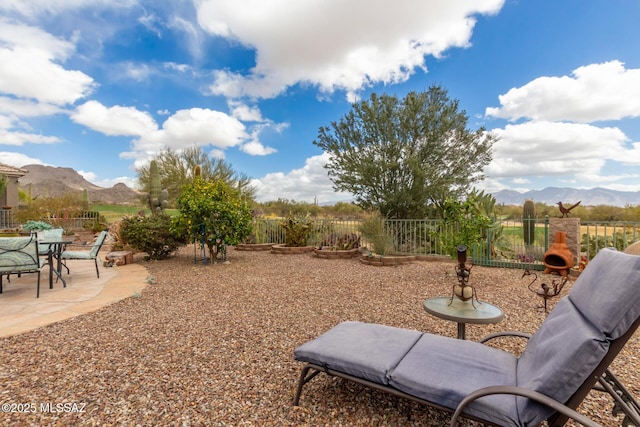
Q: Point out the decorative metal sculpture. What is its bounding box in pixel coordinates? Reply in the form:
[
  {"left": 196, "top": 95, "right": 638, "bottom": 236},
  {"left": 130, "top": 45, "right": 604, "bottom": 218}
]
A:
[
  {"left": 449, "top": 245, "right": 480, "bottom": 307},
  {"left": 522, "top": 269, "right": 569, "bottom": 312}
]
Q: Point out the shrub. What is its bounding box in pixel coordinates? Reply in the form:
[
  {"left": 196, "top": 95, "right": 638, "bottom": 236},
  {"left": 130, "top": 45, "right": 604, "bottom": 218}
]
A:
[
  {"left": 22, "top": 220, "right": 54, "bottom": 231},
  {"left": 120, "top": 214, "right": 186, "bottom": 260},
  {"left": 358, "top": 212, "right": 394, "bottom": 255}
]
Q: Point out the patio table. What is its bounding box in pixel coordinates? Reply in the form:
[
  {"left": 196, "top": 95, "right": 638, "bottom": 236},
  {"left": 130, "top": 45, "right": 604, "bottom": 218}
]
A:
[{"left": 39, "top": 237, "right": 73, "bottom": 288}]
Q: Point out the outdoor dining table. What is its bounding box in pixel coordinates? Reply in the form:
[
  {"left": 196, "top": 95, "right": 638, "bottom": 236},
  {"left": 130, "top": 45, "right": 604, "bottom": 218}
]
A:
[{"left": 39, "top": 236, "right": 73, "bottom": 288}]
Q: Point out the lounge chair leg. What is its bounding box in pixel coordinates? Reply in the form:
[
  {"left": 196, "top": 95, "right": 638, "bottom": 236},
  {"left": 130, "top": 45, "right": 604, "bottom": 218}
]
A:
[
  {"left": 95, "top": 258, "right": 100, "bottom": 278},
  {"left": 293, "top": 365, "right": 322, "bottom": 406},
  {"left": 0, "top": 274, "right": 3, "bottom": 293},
  {"left": 597, "top": 369, "right": 640, "bottom": 426}
]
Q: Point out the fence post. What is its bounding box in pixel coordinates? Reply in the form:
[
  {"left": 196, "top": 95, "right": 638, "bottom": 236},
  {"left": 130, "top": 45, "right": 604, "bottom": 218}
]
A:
[{"left": 544, "top": 215, "right": 549, "bottom": 251}]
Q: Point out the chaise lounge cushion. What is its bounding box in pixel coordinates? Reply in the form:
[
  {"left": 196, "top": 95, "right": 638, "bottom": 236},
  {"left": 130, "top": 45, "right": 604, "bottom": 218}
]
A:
[
  {"left": 389, "top": 333, "right": 519, "bottom": 426},
  {"left": 516, "top": 248, "right": 640, "bottom": 425},
  {"left": 516, "top": 298, "right": 608, "bottom": 425},
  {"left": 294, "top": 321, "right": 423, "bottom": 385},
  {"left": 568, "top": 248, "right": 640, "bottom": 339}
]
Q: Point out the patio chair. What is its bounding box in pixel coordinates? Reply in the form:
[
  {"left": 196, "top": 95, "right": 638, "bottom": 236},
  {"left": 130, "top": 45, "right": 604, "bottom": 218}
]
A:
[
  {"left": 60, "top": 230, "right": 108, "bottom": 278},
  {"left": 0, "top": 235, "right": 48, "bottom": 297},
  {"left": 36, "top": 228, "right": 64, "bottom": 256},
  {"left": 293, "top": 248, "right": 640, "bottom": 427}
]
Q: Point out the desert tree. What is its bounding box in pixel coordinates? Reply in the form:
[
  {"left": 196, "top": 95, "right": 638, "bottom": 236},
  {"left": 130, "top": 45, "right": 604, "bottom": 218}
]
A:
[
  {"left": 136, "top": 146, "right": 256, "bottom": 206},
  {"left": 313, "top": 85, "right": 496, "bottom": 219}
]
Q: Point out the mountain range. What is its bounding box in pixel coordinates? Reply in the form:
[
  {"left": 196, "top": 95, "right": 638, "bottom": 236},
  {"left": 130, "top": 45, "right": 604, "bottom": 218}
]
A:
[
  {"left": 15, "top": 164, "right": 640, "bottom": 207},
  {"left": 492, "top": 187, "right": 640, "bottom": 207},
  {"left": 18, "top": 165, "right": 141, "bottom": 205}
]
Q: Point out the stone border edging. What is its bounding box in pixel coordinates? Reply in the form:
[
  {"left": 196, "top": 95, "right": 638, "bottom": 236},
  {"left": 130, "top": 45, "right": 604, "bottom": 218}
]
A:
[
  {"left": 236, "top": 243, "right": 274, "bottom": 251},
  {"left": 270, "top": 244, "right": 315, "bottom": 254},
  {"left": 313, "top": 248, "right": 360, "bottom": 259}
]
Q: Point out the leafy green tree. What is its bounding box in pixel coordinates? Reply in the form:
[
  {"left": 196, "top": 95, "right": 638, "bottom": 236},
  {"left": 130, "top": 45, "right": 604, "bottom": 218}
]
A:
[
  {"left": 172, "top": 177, "right": 253, "bottom": 261},
  {"left": 136, "top": 146, "right": 256, "bottom": 206},
  {"left": 313, "top": 85, "right": 495, "bottom": 219}
]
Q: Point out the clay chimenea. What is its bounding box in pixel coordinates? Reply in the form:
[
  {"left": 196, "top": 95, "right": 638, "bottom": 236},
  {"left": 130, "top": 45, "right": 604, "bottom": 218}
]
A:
[{"left": 543, "top": 231, "right": 574, "bottom": 277}]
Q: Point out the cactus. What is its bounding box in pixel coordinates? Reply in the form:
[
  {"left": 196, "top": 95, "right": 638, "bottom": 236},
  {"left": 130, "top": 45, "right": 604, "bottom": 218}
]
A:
[
  {"left": 319, "top": 233, "right": 361, "bottom": 250},
  {"left": 282, "top": 213, "right": 313, "bottom": 247},
  {"left": 523, "top": 199, "right": 536, "bottom": 246},
  {"left": 148, "top": 160, "right": 168, "bottom": 214},
  {"left": 82, "top": 188, "right": 89, "bottom": 211}
]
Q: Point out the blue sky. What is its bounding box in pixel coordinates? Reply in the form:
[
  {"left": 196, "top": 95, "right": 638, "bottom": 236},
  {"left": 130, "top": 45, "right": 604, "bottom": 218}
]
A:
[{"left": 1, "top": 0, "right": 640, "bottom": 203}]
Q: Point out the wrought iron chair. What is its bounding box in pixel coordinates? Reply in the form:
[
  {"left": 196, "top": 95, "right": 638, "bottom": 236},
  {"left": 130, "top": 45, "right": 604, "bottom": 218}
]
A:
[
  {"left": 293, "top": 248, "right": 640, "bottom": 426},
  {"left": 36, "top": 228, "right": 64, "bottom": 255},
  {"left": 60, "top": 230, "right": 108, "bottom": 278},
  {"left": 0, "top": 235, "right": 48, "bottom": 297}
]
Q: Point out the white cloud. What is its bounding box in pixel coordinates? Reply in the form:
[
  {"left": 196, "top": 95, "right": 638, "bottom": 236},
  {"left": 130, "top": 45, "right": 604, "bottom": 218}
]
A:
[
  {"left": 124, "top": 62, "right": 152, "bottom": 82},
  {"left": 0, "top": 19, "right": 96, "bottom": 106},
  {"left": 72, "top": 101, "right": 279, "bottom": 165},
  {"left": 77, "top": 170, "right": 97, "bottom": 182},
  {"left": 240, "top": 140, "right": 276, "bottom": 156},
  {"left": 197, "top": 0, "right": 504, "bottom": 100},
  {"left": 209, "top": 148, "right": 225, "bottom": 159},
  {"left": 120, "top": 107, "right": 252, "bottom": 164},
  {"left": 72, "top": 101, "right": 159, "bottom": 137},
  {"left": 0, "top": 110, "right": 63, "bottom": 146},
  {"left": 0, "top": 129, "right": 61, "bottom": 146},
  {"left": 252, "top": 153, "right": 352, "bottom": 203},
  {"left": 0, "top": 96, "right": 64, "bottom": 117},
  {"left": 485, "top": 121, "right": 630, "bottom": 179},
  {"left": 486, "top": 61, "right": 640, "bottom": 122},
  {"left": 0, "top": 0, "right": 137, "bottom": 18},
  {"left": 228, "top": 101, "right": 264, "bottom": 122},
  {"left": 158, "top": 108, "right": 247, "bottom": 149},
  {"left": 0, "top": 151, "right": 44, "bottom": 167}
]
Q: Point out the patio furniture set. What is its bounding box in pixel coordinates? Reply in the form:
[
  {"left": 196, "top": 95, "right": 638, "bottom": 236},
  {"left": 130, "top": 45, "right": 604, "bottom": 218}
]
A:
[{"left": 0, "top": 229, "right": 108, "bottom": 298}]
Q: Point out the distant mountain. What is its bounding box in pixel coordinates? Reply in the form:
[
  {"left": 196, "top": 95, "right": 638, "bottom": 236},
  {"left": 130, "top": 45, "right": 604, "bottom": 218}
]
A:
[
  {"left": 18, "top": 164, "right": 141, "bottom": 205},
  {"left": 493, "top": 187, "right": 640, "bottom": 207}
]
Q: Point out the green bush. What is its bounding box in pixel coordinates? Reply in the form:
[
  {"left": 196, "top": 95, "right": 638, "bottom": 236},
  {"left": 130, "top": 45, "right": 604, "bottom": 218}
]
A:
[
  {"left": 120, "top": 214, "right": 186, "bottom": 260},
  {"left": 22, "top": 220, "right": 54, "bottom": 231}
]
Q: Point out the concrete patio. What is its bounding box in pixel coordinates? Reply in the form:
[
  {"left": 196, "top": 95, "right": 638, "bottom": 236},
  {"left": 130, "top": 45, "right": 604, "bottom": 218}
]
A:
[{"left": 0, "top": 257, "right": 148, "bottom": 338}]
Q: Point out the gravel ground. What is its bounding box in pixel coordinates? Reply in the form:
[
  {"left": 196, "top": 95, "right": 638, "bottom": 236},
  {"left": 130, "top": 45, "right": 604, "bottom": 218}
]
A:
[{"left": 0, "top": 246, "right": 637, "bottom": 426}]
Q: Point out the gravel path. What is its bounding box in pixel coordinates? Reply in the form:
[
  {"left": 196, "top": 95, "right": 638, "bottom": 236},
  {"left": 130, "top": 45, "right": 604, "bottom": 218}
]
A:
[{"left": 0, "top": 246, "right": 637, "bottom": 426}]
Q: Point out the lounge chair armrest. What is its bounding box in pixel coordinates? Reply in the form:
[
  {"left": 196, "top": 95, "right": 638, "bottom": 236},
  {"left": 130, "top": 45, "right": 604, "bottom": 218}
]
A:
[
  {"left": 479, "top": 331, "right": 532, "bottom": 344},
  {"left": 449, "top": 385, "right": 603, "bottom": 427}
]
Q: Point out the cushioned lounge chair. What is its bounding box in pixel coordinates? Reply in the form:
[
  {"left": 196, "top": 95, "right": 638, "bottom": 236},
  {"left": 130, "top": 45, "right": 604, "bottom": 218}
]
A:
[{"left": 293, "top": 248, "right": 640, "bottom": 427}]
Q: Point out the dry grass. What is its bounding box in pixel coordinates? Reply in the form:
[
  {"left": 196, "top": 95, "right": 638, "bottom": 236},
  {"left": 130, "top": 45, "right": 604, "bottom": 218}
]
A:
[{"left": 0, "top": 246, "right": 637, "bottom": 426}]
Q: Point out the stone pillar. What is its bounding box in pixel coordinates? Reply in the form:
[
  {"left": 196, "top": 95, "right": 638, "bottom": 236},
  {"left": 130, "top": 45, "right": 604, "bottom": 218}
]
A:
[{"left": 549, "top": 218, "right": 580, "bottom": 266}]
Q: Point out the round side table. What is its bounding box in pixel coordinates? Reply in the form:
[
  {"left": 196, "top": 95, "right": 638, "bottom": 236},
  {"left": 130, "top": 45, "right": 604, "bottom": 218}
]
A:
[{"left": 423, "top": 296, "right": 504, "bottom": 339}]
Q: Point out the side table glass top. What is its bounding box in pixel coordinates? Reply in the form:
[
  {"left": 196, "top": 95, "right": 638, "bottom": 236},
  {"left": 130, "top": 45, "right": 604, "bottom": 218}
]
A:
[{"left": 423, "top": 296, "right": 504, "bottom": 324}]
